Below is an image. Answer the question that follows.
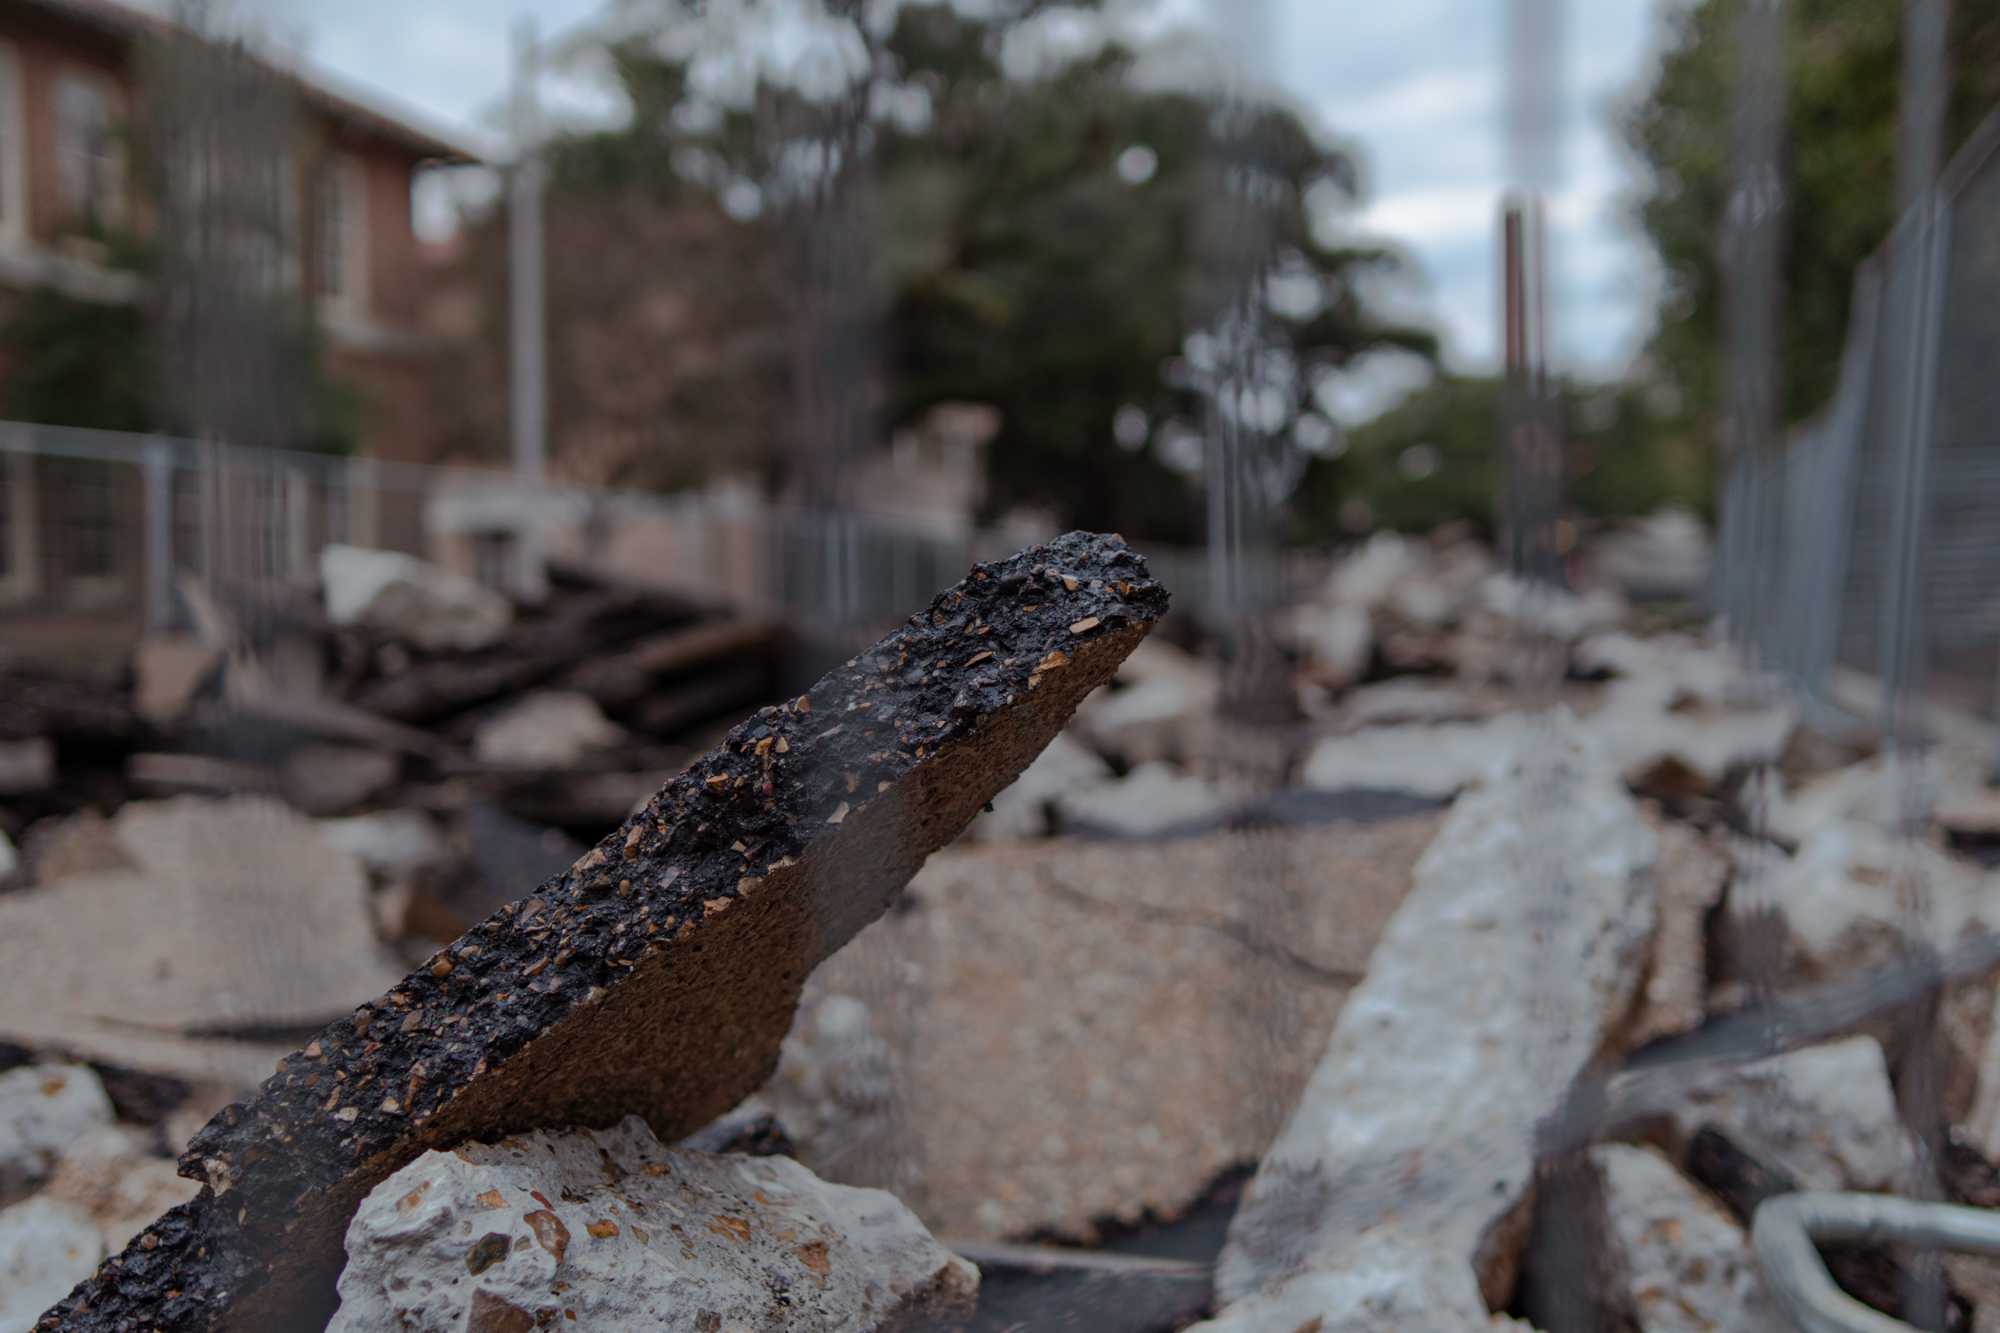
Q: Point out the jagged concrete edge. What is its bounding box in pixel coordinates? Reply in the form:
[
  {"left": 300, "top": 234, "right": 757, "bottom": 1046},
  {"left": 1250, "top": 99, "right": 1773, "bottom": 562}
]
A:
[{"left": 39, "top": 530, "right": 1167, "bottom": 1333}]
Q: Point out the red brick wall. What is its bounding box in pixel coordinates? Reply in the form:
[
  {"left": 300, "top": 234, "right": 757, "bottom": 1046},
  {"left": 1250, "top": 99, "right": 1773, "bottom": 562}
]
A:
[{"left": 0, "top": 10, "right": 134, "bottom": 248}]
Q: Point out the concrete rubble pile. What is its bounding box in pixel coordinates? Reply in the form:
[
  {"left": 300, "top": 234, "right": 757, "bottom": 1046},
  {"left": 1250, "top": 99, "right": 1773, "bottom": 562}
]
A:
[
  {"left": 13, "top": 512, "right": 2000, "bottom": 1330},
  {"left": 19, "top": 531, "right": 1167, "bottom": 1331}
]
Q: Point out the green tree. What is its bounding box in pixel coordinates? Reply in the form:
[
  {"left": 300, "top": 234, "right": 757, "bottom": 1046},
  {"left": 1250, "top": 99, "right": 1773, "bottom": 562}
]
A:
[
  {"left": 1292, "top": 373, "right": 1708, "bottom": 539},
  {"left": 1621, "top": 0, "right": 2000, "bottom": 439},
  {"left": 511, "top": 1, "right": 1433, "bottom": 539}
]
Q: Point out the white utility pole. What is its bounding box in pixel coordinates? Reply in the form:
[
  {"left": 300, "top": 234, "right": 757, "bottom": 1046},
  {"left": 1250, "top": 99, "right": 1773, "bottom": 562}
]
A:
[{"left": 508, "top": 15, "right": 549, "bottom": 604}]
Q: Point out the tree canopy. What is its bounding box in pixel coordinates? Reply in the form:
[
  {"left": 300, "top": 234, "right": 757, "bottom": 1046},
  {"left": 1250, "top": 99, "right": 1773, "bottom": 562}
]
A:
[
  {"left": 1620, "top": 0, "right": 2000, "bottom": 439},
  {"left": 457, "top": 1, "right": 1435, "bottom": 540}
]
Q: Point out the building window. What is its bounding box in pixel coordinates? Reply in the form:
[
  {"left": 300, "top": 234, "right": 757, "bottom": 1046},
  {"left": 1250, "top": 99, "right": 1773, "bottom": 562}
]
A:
[
  {"left": 316, "top": 155, "right": 367, "bottom": 317},
  {"left": 55, "top": 72, "right": 126, "bottom": 229},
  {"left": 0, "top": 44, "right": 24, "bottom": 246}
]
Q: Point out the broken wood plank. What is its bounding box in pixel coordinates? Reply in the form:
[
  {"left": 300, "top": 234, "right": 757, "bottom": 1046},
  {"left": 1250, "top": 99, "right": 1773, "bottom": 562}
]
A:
[{"left": 40, "top": 531, "right": 1167, "bottom": 1333}]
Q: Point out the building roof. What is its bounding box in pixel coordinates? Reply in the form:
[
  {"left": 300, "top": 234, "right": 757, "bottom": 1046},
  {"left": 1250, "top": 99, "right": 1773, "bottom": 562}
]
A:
[{"left": 18, "top": 0, "right": 482, "bottom": 165}]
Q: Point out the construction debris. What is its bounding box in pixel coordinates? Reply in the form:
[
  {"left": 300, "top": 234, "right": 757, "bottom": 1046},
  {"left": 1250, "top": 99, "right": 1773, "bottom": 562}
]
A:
[
  {"left": 1589, "top": 1143, "right": 1790, "bottom": 1332},
  {"left": 328, "top": 1116, "right": 978, "bottom": 1333},
  {"left": 765, "top": 814, "right": 1441, "bottom": 1241},
  {"left": 1195, "top": 721, "right": 1658, "bottom": 1332},
  {"left": 37, "top": 531, "right": 1164, "bottom": 1332},
  {"left": 319, "top": 545, "right": 515, "bottom": 655},
  {"left": 0, "top": 799, "right": 400, "bottom": 1088},
  {"left": 0, "top": 1198, "right": 103, "bottom": 1333},
  {"left": 0, "top": 1066, "right": 114, "bottom": 1203}
]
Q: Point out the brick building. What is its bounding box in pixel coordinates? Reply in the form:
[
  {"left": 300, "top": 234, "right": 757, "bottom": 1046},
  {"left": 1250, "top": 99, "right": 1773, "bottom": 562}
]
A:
[{"left": 0, "top": 0, "right": 477, "bottom": 657}]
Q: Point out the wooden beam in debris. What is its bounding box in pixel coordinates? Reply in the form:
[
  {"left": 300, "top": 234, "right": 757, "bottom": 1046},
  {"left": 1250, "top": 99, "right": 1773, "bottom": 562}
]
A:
[{"left": 39, "top": 531, "right": 1167, "bottom": 1333}]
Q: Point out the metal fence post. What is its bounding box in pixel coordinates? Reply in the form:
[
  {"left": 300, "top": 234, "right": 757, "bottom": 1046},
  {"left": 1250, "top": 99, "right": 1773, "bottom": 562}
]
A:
[{"left": 142, "top": 435, "right": 175, "bottom": 631}]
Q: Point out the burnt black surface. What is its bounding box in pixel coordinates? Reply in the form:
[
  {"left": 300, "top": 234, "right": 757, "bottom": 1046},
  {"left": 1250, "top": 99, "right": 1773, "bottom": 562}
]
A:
[{"left": 39, "top": 531, "right": 1166, "bottom": 1333}]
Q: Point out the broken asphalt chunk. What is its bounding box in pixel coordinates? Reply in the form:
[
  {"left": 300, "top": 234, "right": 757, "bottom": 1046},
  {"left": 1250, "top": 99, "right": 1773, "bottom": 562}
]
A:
[{"left": 37, "top": 531, "right": 1166, "bottom": 1332}]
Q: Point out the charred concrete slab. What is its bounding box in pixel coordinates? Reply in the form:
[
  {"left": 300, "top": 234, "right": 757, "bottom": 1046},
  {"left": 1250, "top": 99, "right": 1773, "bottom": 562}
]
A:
[{"left": 38, "top": 532, "right": 1165, "bottom": 1333}]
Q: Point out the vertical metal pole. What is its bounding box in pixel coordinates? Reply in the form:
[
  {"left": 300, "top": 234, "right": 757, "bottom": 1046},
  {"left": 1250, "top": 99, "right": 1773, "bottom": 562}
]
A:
[
  {"left": 1723, "top": 0, "right": 1786, "bottom": 661},
  {"left": 142, "top": 436, "right": 174, "bottom": 630},
  {"left": 508, "top": 16, "right": 549, "bottom": 605},
  {"left": 1883, "top": 6, "right": 1952, "bottom": 1325}
]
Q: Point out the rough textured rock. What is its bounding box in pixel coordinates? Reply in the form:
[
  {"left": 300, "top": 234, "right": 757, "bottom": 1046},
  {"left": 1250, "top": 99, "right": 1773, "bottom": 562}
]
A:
[
  {"left": 1628, "top": 818, "right": 1730, "bottom": 1045},
  {"left": 1289, "top": 602, "right": 1372, "bottom": 690},
  {"left": 0, "top": 831, "right": 14, "bottom": 888},
  {"left": 1584, "top": 507, "right": 1712, "bottom": 601},
  {"left": 1590, "top": 1144, "right": 1789, "bottom": 1332},
  {"left": 42, "top": 532, "right": 1164, "bottom": 1333},
  {"left": 16, "top": 811, "right": 132, "bottom": 886},
  {"left": 1640, "top": 1037, "right": 1914, "bottom": 1193},
  {"left": 319, "top": 545, "right": 514, "bottom": 654},
  {"left": 963, "top": 732, "right": 1110, "bottom": 841},
  {"left": 1725, "top": 821, "right": 1998, "bottom": 983},
  {"left": 1323, "top": 531, "right": 1423, "bottom": 610},
  {"left": 471, "top": 691, "right": 627, "bottom": 769},
  {"left": 1054, "top": 760, "right": 1244, "bottom": 838},
  {"left": 316, "top": 811, "right": 452, "bottom": 877},
  {"left": 1193, "top": 720, "right": 1658, "bottom": 1331},
  {"left": 0, "top": 1065, "right": 114, "bottom": 1202},
  {"left": 1591, "top": 672, "right": 1795, "bottom": 796},
  {"left": 0, "top": 798, "right": 400, "bottom": 1088},
  {"left": 0, "top": 1198, "right": 103, "bottom": 1333},
  {"left": 763, "top": 814, "right": 1442, "bottom": 1243},
  {"left": 1324, "top": 678, "right": 1498, "bottom": 732},
  {"left": 1070, "top": 639, "right": 1218, "bottom": 766},
  {"left": 40, "top": 1126, "right": 199, "bottom": 1251},
  {"left": 1301, "top": 713, "right": 1533, "bottom": 797},
  {"left": 280, "top": 744, "right": 401, "bottom": 817},
  {"left": 327, "top": 1116, "right": 976, "bottom": 1333}
]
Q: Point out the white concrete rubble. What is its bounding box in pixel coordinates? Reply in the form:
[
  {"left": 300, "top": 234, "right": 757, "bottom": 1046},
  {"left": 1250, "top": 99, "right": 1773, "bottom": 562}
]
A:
[
  {"left": 1591, "top": 1144, "right": 1789, "bottom": 1332},
  {"left": 328, "top": 1115, "right": 977, "bottom": 1333},
  {"left": 1070, "top": 640, "right": 1219, "bottom": 765},
  {"left": 0, "top": 1196, "right": 104, "bottom": 1333},
  {"left": 1591, "top": 673, "right": 1797, "bottom": 794},
  {"left": 966, "top": 732, "right": 1111, "bottom": 841},
  {"left": 1195, "top": 719, "right": 1658, "bottom": 1331},
  {"left": 316, "top": 810, "right": 452, "bottom": 876},
  {"left": 0, "top": 1064, "right": 113, "bottom": 1202},
  {"left": 1633, "top": 1037, "right": 1913, "bottom": 1194},
  {"left": 1301, "top": 713, "right": 1534, "bottom": 797},
  {"left": 39, "top": 1124, "right": 199, "bottom": 1251},
  {"left": 1584, "top": 507, "right": 1712, "bottom": 601},
  {"left": 1327, "top": 679, "right": 1491, "bottom": 732},
  {"left": 1726, "top": 821, "right": 1999, "bottom": 983},
  {"left": 320, "top": 544, "right": 514, "bottom": 654},
  {"left": 1324, "top": 531, "right": 1423, "bottom": 611},
  {"left": 1289, "top": 603, "right": 1373, "bottom": 689},
  {"left": 1478, "top": 573, "right": 1626, "bottom": 640},
  {"left": 280, "top": 744, "right": 400, "bottom": 816},
  {"left": 1055, "top": 761, "right": 1243, "bottom": 837},
  {"left": 471, "top": 691, "right": 627, "bottom": 769},
  {"left": 758, "top": 993, "right": 895, "bottom": 1160},
  {"left": 0, "top": 798, "right": 402, "bottom": 1086}
]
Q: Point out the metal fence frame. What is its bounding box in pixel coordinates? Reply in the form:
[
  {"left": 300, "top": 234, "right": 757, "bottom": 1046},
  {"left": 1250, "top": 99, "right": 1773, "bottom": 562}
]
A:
[{"left": 1717, "top": 107, "right": 2000, "bottom": 746}]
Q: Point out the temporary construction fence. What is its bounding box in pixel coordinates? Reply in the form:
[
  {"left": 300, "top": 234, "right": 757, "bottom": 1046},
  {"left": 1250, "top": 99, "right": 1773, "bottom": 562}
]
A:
[
  {"left": 1716, "top": 108, "right": 2000, "bottom": 740},
  {"left": 0, "top": 420, "right": 1293, "bottom": 652}
]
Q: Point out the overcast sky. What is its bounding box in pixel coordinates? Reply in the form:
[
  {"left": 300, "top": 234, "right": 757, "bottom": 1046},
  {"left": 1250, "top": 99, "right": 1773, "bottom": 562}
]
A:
[{"left": 242, "top": 0, "right": 1668, "bottom": 388}]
